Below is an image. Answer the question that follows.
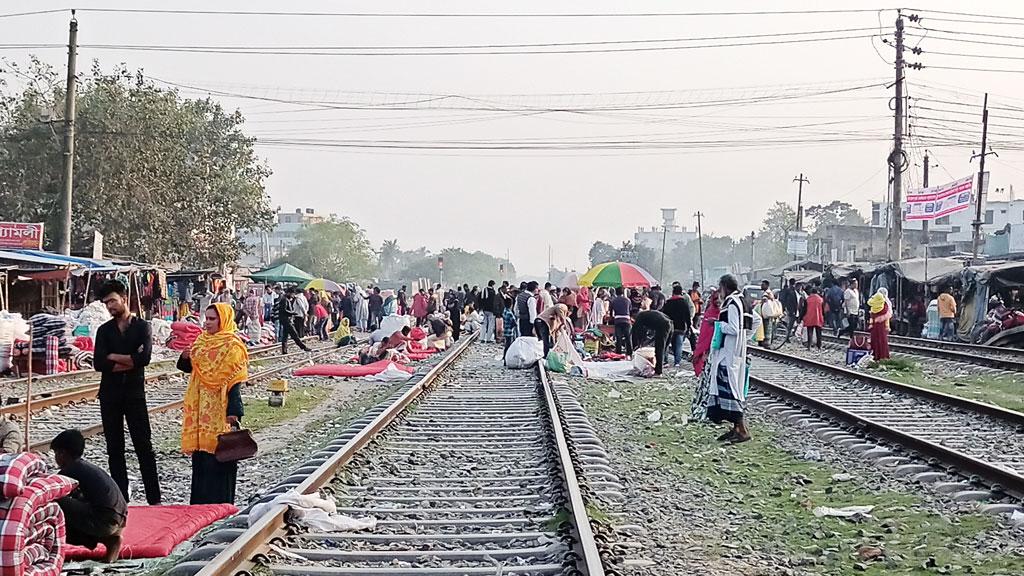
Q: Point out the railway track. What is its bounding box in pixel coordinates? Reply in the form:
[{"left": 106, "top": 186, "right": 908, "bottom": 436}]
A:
[
  {"left": 23, "top": 342, "right": 353, "bottom": 451},
  {"left": 0, "top": 336, "right": 323, "bottom": 400},
  {"left": 748, "top": 347, "right": 1024, "bottom": 502},
  {"left": 1, "top": 339, "right": 337, "bottom": 420},
  {"left": 167, "top": 337, "right": 616, "bottom": 576},
  {"left": 820, "top": 333, "right": 1024, "bottom": 372}
]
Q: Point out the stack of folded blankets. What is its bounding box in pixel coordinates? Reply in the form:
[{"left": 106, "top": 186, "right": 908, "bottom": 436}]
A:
[
  {"left": 0, "top": 452, "right": 77, "bottom": 576},
  {"left": 168, "top": 321, "right": 203, "bottom": 351}
]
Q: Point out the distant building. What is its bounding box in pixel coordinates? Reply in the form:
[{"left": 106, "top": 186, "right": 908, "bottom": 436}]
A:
[
  {"left": 871, "top": 185, "right": 1020, "bottom": 254},
  {"left": 813, "top": 224, "right": 951, "bottom": 262},
  {"left": 239, "top": 208, "right": 336, "bottom": 267},
  {"left": 634, "top": 208, "right": 697, "bottom": 252}
]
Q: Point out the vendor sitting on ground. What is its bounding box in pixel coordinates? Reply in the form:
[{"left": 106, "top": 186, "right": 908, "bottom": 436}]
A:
[
  {"left": 631, "top": 309, "right": 674, "bottom": 376},
  {"left": 462, "top": 305, "right": 483, "bottom": 334},
  {"left": 426, "top": 314, "right": 454, "bottom": 349},
  {"left": 382, "top": 326, "right": 413, "bottom": 352},
  {"left": 359, "top": 337, "right": 391, "bottom": 364},
  {"left": 52, "top": 429, "right": 126, "bottom": 563}
]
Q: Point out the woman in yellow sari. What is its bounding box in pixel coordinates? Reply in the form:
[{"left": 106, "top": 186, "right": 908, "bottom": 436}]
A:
[{"left": 178, "top": 303, "right": 248, "bottom": 504}]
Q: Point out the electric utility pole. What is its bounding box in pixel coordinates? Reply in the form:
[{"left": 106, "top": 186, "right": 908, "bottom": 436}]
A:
[
  {"left": 971, "top": 93, "right": 994, "bottom": 264},
  {"left": 889, "top": 12, "right": 905, "bottom": 261},
  {"left": 58, "top": 12, "right": 78, "bottom": 255},
  {"left": 659, "top": 224, "right": 667, "bottom": 287},
  {"left": 749, "top": 231, "right": 755, "bottom": 277},
  {"left": 694, "top": 212, "right": 705, "bottom": 288},
  {"left": 793, "top": 174, "right": 809, "bottom": 231}
]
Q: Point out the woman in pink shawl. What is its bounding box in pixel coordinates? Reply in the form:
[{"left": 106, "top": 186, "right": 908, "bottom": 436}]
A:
[
  {"left": 576, "top": 287, "right": 592, "bottom": 329},
  {"left": 411, "top": 288, "right": 429, "bottom": 326},
  {"left": 691, "top": 289, "right": 722, "bottom": 376}
]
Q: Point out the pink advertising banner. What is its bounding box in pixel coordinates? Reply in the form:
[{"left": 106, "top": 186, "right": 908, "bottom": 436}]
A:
[{"left": 903, "top": 175, "right": 974, "bottom": 221}]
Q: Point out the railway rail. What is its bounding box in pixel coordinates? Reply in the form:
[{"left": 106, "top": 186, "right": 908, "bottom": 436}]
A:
[
  {"left": 1, "top": 339, "right": 337, "bottom": 420},
  {"left": 820, "top": 333, "right": 1024, "bottom": 372},
  {"left": 167, "top": 337, "right": 615, "bottom": 576},
  {"left": 748, "top": 346, "right": 1024, "bottom": 500},
  {"left": 0, "top": 336, "right": 322, "bottom": 396},
  {"left": 23, "top": 342, "right": 352, "bottom": 451}
]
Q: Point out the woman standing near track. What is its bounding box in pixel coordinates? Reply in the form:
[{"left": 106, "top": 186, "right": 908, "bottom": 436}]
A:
[
  {"left": 178, "top": 302, "right": 248, "bottom": 504},
  {"left": 868, "top": 287, "right": 893, "bottom": 361}
]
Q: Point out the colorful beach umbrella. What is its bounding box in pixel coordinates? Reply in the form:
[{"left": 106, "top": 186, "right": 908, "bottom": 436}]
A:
[
  {"left": 577, "top": 261, "right": 657, "bottom": 288},
  {"left": 306, "top": 278, "right": 343, "bottom": 292}
]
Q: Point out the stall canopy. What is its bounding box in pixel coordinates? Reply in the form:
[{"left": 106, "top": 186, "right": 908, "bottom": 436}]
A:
[
  {"left": 247, "top": 263, "right": 314, "bottom": 283},
  {"left": 868, "top": 257, "right": 965, "bottom": 285}
]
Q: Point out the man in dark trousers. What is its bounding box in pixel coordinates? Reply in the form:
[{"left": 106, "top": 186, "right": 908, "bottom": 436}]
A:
[
  {"left": 661, "top": 284, "right": 694, "bottom": 368},
  {"left": 278, "top": 287, "right": 310, "bottom": 354},
  {"left": 778, "top": 278, "right": 800, "bottom": 338},
  {"left": 610, "top": 287, "right": 633, "bottom": 355},
  {"left": 93, "top": 280, "right": 160, "bottom": 505},
  {"left": 631, "top": 309, "right": 673, "bottom": 376}
]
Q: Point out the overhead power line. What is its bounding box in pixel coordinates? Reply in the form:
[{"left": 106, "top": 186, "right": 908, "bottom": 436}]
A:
[
  {"left": 71, "top": 7, "right": 892, "bottom": 18},
  {"left": 48, "top": 33, "right": 883, "bottom": 56}
]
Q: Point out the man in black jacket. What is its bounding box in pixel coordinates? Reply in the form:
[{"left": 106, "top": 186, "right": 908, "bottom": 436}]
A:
[
  {"left": 279, "top": 288, "right": 310, "bottom": 354},
  {"left": 631, "top": 310, "right": 673, "bottom": 376},
  {"left": 94, "top": 280, "right": 160, "bottom": 505},
  {"left": 480, "top": 280, "right": 498, "bottom": 343},
  {"left": 661, "top": 284, "right": 694, "bottom": 368},
  {"left": 778, "top": 278, "right": 800, "bottom": 337}
]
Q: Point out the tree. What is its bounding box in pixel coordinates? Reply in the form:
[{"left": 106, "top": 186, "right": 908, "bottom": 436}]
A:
[
  {"left": 588, "top": 241, "right": 618, "bottom": 267},
  {"left": 0, "top": 58, "right": 273, "bottom": 266},
  {"left": 379, "top": 239, "right": 400, "bottom": 279},
  {"left": 394, "top": 248, "right": 515, "bottom": 288},
  {"left": 805, "top": 200, "right": 867, "bottom": 233},
  {"left": 759, "top": 202, "right": 798, "bottom": 265},
  {"left": 282, "top": 220, "right": 378, "bottom": 283}
]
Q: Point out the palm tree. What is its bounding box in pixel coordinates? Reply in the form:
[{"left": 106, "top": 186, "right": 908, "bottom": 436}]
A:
[{"left": 379, "top": 239, "right": 400, "bottom": 279}]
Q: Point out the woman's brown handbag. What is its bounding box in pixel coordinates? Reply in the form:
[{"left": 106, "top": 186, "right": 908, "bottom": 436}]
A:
[{"left": 215, "top": 425, "right": 258, "bottom": 463}]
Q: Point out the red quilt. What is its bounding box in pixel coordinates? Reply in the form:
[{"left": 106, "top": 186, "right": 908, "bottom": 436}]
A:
[
  {"left": 293, "top": 360, "right": 415, "bottom": 378},
  {"left": 63, "top": 504, "right": 237, "bottom": 561}
]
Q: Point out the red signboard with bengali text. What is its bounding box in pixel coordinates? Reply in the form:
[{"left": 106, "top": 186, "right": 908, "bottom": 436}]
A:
[{"left": 0, "top": 222, "right": 44, "bottom": 249}]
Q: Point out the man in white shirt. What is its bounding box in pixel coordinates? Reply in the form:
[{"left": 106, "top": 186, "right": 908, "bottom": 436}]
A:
[
  {"left": 541, "top": 282, "right": 555, "bottom": 309},
  {"left": 843, "top": 279, "right": 861, "bottom": 335},
  {"left": 294, "top": 289, "right": 309, "bottom": 337},
  {"left": 261, "top": 285, "right": 277, "bottom": 323}
]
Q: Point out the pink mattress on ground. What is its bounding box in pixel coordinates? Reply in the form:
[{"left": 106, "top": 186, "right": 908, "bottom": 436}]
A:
[
  {"left": 63, "top": 504, "right": 237, "bottom": 560},
  {"left": 293, "top": 360, "right": 415, "bottom": 378}
]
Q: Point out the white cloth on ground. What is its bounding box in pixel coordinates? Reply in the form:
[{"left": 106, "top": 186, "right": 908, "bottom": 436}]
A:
[{"left": 249, "top": 490, "right": 376, "bottom": 532}]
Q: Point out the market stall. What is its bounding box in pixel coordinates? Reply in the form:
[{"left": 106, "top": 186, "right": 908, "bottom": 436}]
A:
[{"left": 959, "top": 262, "right": 1024, "bottom": 346}]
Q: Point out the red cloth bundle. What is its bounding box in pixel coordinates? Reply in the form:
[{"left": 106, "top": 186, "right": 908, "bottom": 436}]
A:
[
  {"left": 71, "top": 337, "right": 93, "bottom": 352},
  {"left": 409, "top": 327, "right": 427, "bottom": 341},
  {"left": 167, "top": 322, "right": 203, "bottom": 351}
]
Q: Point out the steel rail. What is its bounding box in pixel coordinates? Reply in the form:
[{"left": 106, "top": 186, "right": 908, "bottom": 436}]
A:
[
  {"left": 2, "top": 341, "right": 335, "bottom": 417},
  {"left": 192, "top": 334, "right": 479, "bottom": 576},
  {"left": 889, "top": 333, "right": 1024, "bottom": 359},
  {"left": 1, "top": 336, "right": 321, "bottom": 387},
  {"left": 820, "top": 333, "right": 1024, "bottom": 372},
  {"left": 26, "top": 342, "right": 354, "bottom": 451},
  {"left": 750, "top": 347, "right": 1024, "bottom": 426},
  {"left": 537, "top": 362, "right": 606, "bottom": 576},
  {"left": 751, "top": 374, "right": 1024, "bottom": 498}
]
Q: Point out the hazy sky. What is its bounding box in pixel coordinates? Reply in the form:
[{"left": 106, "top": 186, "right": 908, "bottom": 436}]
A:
[{"left": 3, "top": 1, "right": 1024, "bottom": 275}]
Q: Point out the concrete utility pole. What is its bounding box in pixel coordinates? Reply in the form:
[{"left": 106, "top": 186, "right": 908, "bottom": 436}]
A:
[
  {"left": 659, "top": 224, "right": 667, "bottom": 287},
  {"left": 971, "top": 93, "right": 993, "bottom": 264},
  {"left": 793, "top": 174, "right": 809, "bottom": 231},
  {"left": 749, "top": 231, "right": 755, "bottom": 277},
  {"left": 58, "top": 12, "right": 78, "bottom": 255},
  {"left": 694, "top": 211, "right": 705, "bottom": 288},
  {"left": 921, "top": 150, "right": 931, "bottom": 246},
  {"left": 889, "top": 12, "right": 905, "bottom": 261}
]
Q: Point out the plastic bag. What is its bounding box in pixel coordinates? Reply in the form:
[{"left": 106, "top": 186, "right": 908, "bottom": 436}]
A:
[
  {"left": 546, "top": 350, "right": 568, "bottom": 373},
  {"left": 632, "top": 347, "right": 656, "bottom": 377},
  {"left": 711, "top": 321, "right": 724, "bottom": 349},
  {"left": 505, "top": 336, "right": 544, "bottom": 369}
]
